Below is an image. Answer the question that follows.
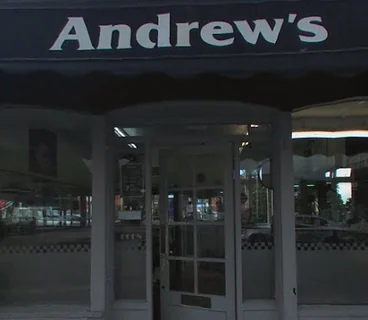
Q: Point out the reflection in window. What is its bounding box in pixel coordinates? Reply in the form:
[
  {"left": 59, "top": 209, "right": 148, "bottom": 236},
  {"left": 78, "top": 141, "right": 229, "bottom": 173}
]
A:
[
  {"left": 198, "top": 262, "right": 225, "bottom": 296},
  {"left": 168, "top": 225, "right": 194, "bottom": 257},
  {"left": 293, "top": 137, "right": 367, "bottom": 224},
  {"left": 293, "top": 113, "right": 368, "bottom": 304},
  {"left": 114, "top": 151, "right": 147, "bottom": 300},
  {"left": 0, "top": 110, "right": 91, "bottom": 305},
  {"left": 239, "top": 131, "right": 275, "bottom": 300},
  {"left": 169, "top": 260, "right": 194, "bottom": 293}
]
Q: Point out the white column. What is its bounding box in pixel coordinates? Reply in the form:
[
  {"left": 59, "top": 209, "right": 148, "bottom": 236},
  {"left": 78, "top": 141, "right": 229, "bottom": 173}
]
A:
[
  {"left": 90, "top": 115, "right": 115, "bottom": 318},
  {"left": 272, "top": 112, "right": 298, "bottom": 320}
]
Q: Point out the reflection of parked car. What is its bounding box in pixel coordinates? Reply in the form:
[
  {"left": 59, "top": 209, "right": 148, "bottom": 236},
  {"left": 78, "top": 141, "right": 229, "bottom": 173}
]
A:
[
  {"left": 296, "top": 227, "right": 368, "bottom": 243},
  {"left": 242, "top": 215, "right": 359, "bottom": 243},
  {"left": 242, "top": 222, "right": 273, "bottom": 242},
  {"left": 2, "top": 216, "right": 36, "bottom": 234},
  {"left": 184, "top": 207, "right": 223, "bottom": 221},
  {"left": 295, "top": 215, "right": 347, "bottom": 228},
  {"left": 198, "top": 208, "right": 222, "bottom": 221}
]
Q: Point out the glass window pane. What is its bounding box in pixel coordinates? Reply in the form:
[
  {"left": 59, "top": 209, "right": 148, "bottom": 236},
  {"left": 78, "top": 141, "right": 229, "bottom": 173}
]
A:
[
  {"left": 196, "top": 189, "right": 225, "bottom": 222},
  {"left": 197, "top": 226, "right": 224, "bottom": 259},
  {"left": 193, "top": 154, "right": 225, "bottom": 189},
  {"left": 167, "top": 155, "right": 194, "bottom": 190},
  {"left": 239, "top": 130, "right": 275, "bottom": 300},
  {"left": 114, "top": 151, "right": 146, "bottom": 300},
  {"left": 0, "top": 111, "right": 91, "bottom": 305},
  {"left": 169, "top": 260, "right": 194, "bottom": 293},
  {"left": 198, "top": 262, "right": 225, "bottom": 296},
  {"left": 169, "top": 191, "right": 193, "bottom": 222},
  {"left": 294, "top": 105, "right": 368, "bottom": 304},
  {"left": 168, "top": 225, "right": 194, "bottom": 257}
]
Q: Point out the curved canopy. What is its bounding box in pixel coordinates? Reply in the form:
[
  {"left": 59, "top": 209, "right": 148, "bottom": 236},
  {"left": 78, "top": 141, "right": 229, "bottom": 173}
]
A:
[
  {"left": 1, "top": 72, "right": 368, "bottom": 112},
  {"left": 0, "top": 0, "right": 368, "bottom": 111}
]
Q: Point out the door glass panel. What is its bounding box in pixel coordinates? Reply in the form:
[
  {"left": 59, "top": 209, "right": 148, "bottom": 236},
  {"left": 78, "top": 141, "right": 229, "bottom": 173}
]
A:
[
  {"left": 198, "top": 262, "right": 225, "bottom": 296},
  {"left": 167, "top": 155, "right": 194, "bottom": 189},
  {"left": 160, "top": 227, "right": 165, "bottom": 254},
  {"left": 168, "top": 191, "right": 194, "bottom": 222},
  {"left": 196, "top": 189, "right": 225, "bottom": 222},
  {"left": 162, "top": 145, "right": 230, "bottom": 301},
  {"left": 197, "top": 225, "right": 225, "bottom": 258},
  {"left": 169, "top": 260, "right": 194, "bottom": 293},
  {"left": 168, "top": 225, "right": 194, "bottom": 257},
  {"left": 194, "top": 154, "right": 225, "bottom": 188}
]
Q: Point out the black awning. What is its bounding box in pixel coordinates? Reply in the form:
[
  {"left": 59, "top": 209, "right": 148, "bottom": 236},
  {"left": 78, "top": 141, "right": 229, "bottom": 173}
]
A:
[
  {"left": 1, "top": 0, "right": 368, "bottom": 112},
  {"left": 0, "top": 0, "right": 368, "bottom": 77}
]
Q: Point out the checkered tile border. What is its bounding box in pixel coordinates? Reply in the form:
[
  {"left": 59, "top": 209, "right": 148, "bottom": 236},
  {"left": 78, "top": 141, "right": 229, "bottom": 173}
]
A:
[
  {"left": 0, "top": 243, "right": 91, "bottom": 255},
  {"left": 0, "top": 242, "right": 147, "bottom": 254},
  {"left": 116, "top": 241, "right": 146, "bottom": 251},
  {"left": 241, "top": 241, "right": 368, "bottom": 251},
  {"left": 242, "top": 241, "right": 274, "bottom": 250},
  {"left": 296, "top": 242, "right": 368, "bottom": 251},
  {"left": 4, "top": 240, "right": 365, "bottom": 254}
]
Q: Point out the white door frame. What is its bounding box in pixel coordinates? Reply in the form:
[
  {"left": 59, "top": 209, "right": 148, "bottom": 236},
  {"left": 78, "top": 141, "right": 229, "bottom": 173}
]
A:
[
  {"left": 158, "top": 143, "right": 236, "bottom": 320},
  {"left": 100, "top": 103, "right": 297, "bottom": 320}
]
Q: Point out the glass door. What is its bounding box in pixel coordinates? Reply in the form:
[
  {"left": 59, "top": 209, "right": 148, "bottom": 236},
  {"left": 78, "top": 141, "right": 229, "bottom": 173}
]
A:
[{"left": 159, "top": 144, "right": 235, "bottom": 320}]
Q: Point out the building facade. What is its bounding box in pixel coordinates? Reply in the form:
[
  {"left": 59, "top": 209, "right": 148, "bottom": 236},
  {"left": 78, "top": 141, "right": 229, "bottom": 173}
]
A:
[{"left": 1, "top": 1, "right": 368, "bottom": 320}]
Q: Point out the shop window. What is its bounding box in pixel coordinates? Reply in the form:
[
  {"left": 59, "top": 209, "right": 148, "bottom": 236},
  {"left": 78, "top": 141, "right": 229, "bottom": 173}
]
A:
[
  {"left": 114, "top": 149, "right": 147, "bottom": 300},
  {"left": 239, "top": 125, "right": 275, "bottom": 300},
  {"left": 0, "top": 109, "right": 91, "bottom": 305},
  {"left": 293, "top": 104, "right": 368, "bottom": 304}
]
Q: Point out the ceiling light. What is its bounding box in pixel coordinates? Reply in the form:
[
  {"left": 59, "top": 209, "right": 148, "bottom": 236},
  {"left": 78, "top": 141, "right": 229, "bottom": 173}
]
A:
[
  {"left": 114, "top": 127, "right": 126, "bottom": 137},
  {"left": 115, "top": 127, "right": 138, "bottom": 149}
]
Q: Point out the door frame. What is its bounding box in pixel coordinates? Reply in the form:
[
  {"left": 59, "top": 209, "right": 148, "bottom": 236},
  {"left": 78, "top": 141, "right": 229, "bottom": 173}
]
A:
[
  {"left": 106, "top": 103, "right": 297, "bottom": 320},
  {"left": 157, "top": 143, "right": 236, "bottom": 320}
]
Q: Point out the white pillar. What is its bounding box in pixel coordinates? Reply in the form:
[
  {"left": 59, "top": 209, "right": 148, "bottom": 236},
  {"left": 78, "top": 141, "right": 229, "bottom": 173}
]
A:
[
  {"left": 272, "top": 112, "right": 298, "bottom": 320},
  {"left": 90, "top": 115, "right": 115, "bottom": 319}
]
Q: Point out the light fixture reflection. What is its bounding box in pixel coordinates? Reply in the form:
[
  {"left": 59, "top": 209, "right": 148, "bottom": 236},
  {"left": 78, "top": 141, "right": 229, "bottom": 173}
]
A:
[
  {"left": 292, "top": 130, "right": 368, "bottom": 139},
  {"left": 114, "top": 127, "right": 137, "bottom": 149}
]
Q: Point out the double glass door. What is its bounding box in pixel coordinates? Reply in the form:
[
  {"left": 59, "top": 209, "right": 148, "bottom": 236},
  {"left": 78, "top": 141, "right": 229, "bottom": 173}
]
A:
[{"left": 158, "top": 144, "right": 236, "bottom": 320}]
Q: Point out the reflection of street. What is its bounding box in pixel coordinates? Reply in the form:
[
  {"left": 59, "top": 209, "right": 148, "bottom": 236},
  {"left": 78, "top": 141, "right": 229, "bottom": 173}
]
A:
[
  {"left": 0, "top": 227, "right": 90, "bottom": 246},
  {"left": 0, "top": 224, "right": 146, "bottom": 246},
  {"left": 242, "top": 215, "right": 368, "bottom": 243}
]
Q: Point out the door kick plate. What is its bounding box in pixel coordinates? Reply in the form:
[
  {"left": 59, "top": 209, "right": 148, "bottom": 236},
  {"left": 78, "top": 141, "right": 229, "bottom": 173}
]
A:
[{"left": 181, "top": 294, "right": 211, "bottom": 309}]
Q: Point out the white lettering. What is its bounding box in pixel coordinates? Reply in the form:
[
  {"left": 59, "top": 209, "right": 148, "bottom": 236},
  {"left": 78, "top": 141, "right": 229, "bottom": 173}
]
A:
[
  {"left": 200, "top": 21, "right": 234, "bottom": 47},
  {"left": 50, "top": 17, "right": 94, "bottom": 51},
  {"left": 97, "top": 24, "right": 132, "bottom": 50},
  {"left": 136, "top": 13, "right": 171, "bottom": 49},
  {"left": 176, "top": 22, "right": 199, "bottom": 47},
  {"left": 234, "top": 19, "right": 284, "bottom": 44},
  {"left": 297, "top": 16, "right": 328, "bottom": 43},
  {"left": 51, "top": 13, "right": 329, "bottom": 52}
]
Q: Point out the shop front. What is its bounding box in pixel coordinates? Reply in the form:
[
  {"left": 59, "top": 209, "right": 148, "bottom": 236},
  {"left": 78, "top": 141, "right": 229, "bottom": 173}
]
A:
[{"left": 1, "top": 1, "right": 368, "bottom": 320}]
